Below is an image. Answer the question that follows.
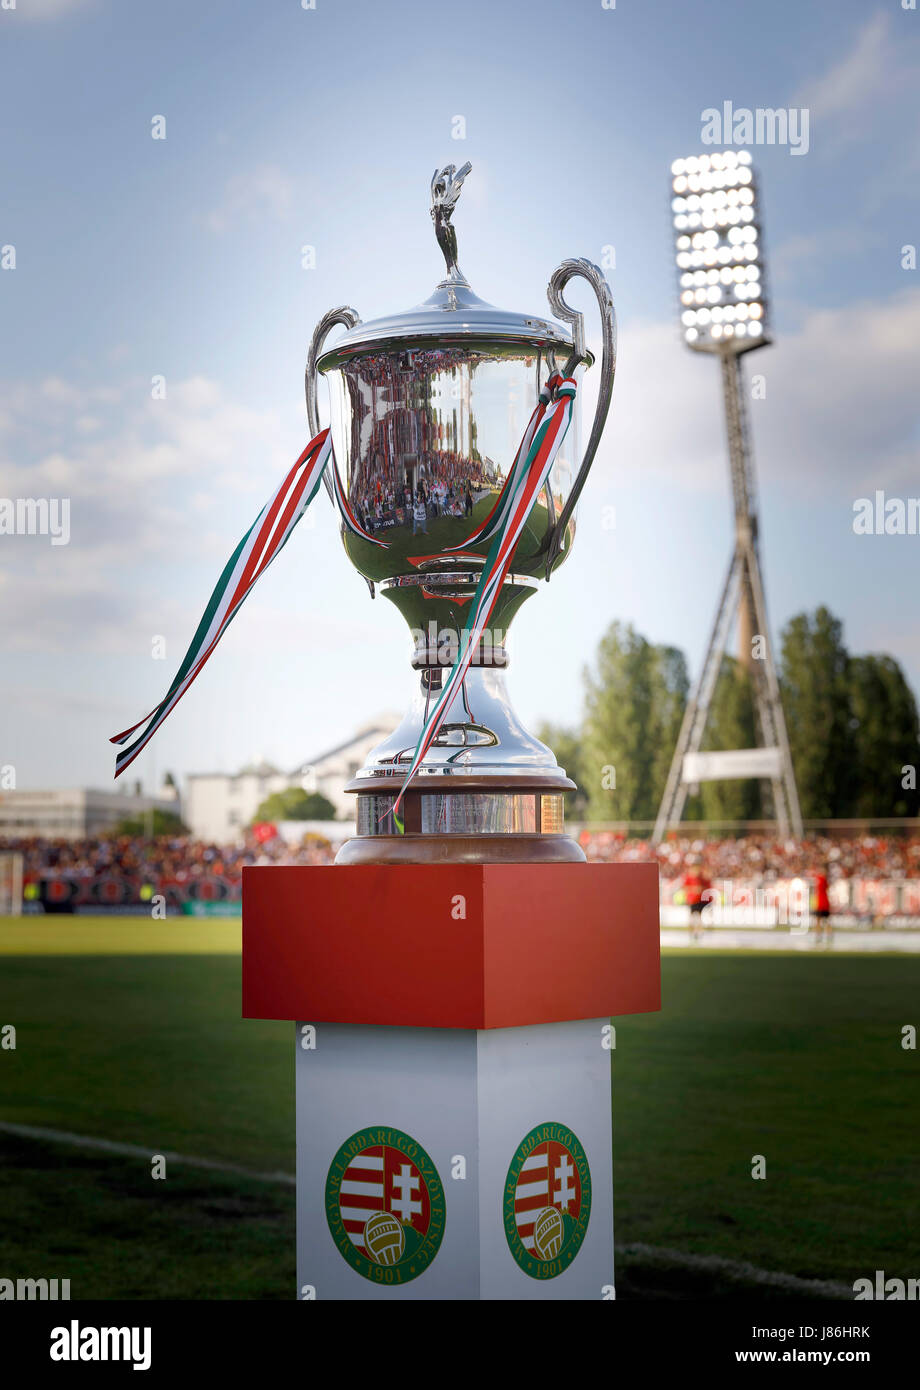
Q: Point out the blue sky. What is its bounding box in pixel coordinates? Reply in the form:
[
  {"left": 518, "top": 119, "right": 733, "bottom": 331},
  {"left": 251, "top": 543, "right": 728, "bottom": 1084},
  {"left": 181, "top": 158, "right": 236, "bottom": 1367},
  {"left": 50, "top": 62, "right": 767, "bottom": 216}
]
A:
[{"left": 1, "top": 0, "right": 918, "bottom": 793}]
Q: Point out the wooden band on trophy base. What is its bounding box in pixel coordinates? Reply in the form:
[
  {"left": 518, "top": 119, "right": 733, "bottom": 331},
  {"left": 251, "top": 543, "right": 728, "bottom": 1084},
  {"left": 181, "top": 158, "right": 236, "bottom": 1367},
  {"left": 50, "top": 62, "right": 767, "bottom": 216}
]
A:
[{"left": 335, "top": 772, "right": 587, "bottom": 865}]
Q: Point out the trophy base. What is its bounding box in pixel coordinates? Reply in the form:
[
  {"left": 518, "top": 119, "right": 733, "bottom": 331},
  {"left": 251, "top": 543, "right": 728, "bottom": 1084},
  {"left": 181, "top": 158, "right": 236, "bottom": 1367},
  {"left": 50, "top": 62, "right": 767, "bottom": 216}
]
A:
[
  {"left": 337, "top": 662, "right": 586, "bottom": 865},
  {"left": 335, "top": 775, "right": 585, "bottom": 866}
]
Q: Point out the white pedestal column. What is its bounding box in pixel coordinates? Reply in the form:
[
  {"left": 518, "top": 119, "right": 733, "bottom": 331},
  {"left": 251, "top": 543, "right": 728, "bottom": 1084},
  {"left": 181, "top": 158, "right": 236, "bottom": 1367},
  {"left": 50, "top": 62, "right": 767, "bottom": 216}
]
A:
[{"left": 295, "top": 1017, "right": 614, "bottom": 1300}]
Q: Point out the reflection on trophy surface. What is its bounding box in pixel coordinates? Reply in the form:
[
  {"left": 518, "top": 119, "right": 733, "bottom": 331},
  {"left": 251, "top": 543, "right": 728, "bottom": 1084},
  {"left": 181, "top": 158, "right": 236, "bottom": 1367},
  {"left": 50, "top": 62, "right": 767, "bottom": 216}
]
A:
[{"left": 305, "top": 164, "right": 617, "bottom": 864}]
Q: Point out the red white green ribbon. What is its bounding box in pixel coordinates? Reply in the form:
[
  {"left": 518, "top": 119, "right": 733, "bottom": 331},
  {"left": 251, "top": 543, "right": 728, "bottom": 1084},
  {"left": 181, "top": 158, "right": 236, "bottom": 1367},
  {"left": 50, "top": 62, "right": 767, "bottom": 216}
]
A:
[
  {"left": 390, "top": 375, "right": 577, "bottom": 832},
  {"left": 111, "top": 430, "right": 337, "bottom": 777}
]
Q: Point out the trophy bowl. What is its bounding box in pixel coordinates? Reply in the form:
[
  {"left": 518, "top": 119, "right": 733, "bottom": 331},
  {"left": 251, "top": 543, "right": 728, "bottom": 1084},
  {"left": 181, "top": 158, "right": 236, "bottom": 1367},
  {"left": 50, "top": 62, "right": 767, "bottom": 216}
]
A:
[{"left": 305, "top": 165, "right": 616, "bottom": 864}]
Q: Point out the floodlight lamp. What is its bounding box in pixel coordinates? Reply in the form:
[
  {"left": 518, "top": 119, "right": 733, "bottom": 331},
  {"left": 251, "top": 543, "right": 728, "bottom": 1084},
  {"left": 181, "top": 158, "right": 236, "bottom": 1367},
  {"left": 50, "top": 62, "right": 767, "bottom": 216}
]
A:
[{"left": 672, "top": 152, "right": 769, "bottom": 352}]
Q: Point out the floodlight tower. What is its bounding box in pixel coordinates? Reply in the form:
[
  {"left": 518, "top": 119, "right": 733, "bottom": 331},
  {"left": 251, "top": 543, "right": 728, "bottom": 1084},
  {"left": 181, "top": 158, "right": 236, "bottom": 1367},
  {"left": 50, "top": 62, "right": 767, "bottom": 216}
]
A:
[{"left": 652, "top": 150, "right": 803, "bottom": 845}]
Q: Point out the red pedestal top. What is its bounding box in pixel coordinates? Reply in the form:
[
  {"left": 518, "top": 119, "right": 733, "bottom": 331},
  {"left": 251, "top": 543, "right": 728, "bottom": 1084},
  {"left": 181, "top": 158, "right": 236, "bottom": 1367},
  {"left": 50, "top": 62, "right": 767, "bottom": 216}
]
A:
[{"left": 242, "top": 862, "right": 660, "bottom": 1030}]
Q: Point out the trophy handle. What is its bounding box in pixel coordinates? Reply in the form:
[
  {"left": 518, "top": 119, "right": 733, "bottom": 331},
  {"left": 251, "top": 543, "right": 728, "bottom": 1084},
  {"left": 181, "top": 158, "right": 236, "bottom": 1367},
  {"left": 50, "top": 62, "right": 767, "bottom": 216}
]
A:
[
  {"left": 305, "top": 305, "right": 361, "bottom": 502},
  {"left": 542, "top": 259, "right": 616, "bottom": 578}
]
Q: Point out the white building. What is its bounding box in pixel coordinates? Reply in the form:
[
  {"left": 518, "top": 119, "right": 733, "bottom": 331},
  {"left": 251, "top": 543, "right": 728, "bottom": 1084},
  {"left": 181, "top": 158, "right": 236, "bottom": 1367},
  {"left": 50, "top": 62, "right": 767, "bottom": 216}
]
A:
[
  {"left": 184, "top": 760, "right": 290, "bottom": 843},
  {"left": 183, "top": 716, "right": 399, "bottom": 842},
  {"left": 0, "top": 785, "right": 180, "bottom": 840}
]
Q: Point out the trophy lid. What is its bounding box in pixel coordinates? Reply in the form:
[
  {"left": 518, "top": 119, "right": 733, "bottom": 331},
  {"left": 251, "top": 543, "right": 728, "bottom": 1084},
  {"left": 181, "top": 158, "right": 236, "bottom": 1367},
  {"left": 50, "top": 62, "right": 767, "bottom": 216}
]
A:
[{"left": 316, "top": 164, "right": 582, "bottom": 370}]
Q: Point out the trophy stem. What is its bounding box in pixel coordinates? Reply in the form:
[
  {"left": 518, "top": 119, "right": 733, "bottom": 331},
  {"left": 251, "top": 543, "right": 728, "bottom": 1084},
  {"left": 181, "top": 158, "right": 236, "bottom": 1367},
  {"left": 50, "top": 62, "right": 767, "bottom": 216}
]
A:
[{"left": 335, "top": 662, "right": 586, "bottom": 865}]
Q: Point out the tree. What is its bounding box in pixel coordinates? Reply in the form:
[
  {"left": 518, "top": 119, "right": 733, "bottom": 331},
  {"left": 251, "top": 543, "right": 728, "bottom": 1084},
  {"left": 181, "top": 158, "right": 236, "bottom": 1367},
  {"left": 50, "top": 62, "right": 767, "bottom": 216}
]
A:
[
  {"left": 109, "top": 809, "right": 188, "bottom": 837},
  {"left": 252, "top": 788, "right": 337, "bottom": 823},
  {"left": 779, "top": 606, "right": 855, "bottom": 818},
  {"left": 581, "top": 622, "right": 689, "bottom": 822},
  {"left": 648, "top": 642, "right": 691, "bottom": 815},
  {"left": 848, "top": 654, "right": 920, "bottom": 817}
]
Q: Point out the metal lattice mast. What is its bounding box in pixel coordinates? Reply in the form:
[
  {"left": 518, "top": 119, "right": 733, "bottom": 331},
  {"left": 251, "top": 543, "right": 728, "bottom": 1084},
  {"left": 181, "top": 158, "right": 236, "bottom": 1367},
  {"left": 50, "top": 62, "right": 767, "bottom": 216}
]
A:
[
  {"left": 652, "top": 551, "right": 740, "bottom": 843},
  {"left": 653, "top": 150, "right": 803, "bottom": 845},
  {"left": 652, "top": 346, "right": 802, "bottom": 843},
  {"left": 723, "top": 349, "right": 801, "bottom": 837}
]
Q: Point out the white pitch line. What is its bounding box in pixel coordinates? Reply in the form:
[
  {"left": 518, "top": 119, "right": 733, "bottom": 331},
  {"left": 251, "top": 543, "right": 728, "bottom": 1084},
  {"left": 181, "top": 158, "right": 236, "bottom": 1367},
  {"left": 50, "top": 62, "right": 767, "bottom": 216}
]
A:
[
  {"left": 0, "top": 1120, "right": 295, "bottom": 1187},
  {"left": 617, "top": 1242, "right": 854, "bottom": 1299},
  {"left": 0, "top": 1121, "right": 857, "bottom": 1297},
  {"left": 659, "top": 928, "right": 920, "bottom": 953}
]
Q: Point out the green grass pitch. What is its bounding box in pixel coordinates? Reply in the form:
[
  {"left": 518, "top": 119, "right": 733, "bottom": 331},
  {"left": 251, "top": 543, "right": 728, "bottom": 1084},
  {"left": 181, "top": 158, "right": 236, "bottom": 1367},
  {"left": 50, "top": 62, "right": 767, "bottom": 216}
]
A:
[{"left": 0, "top": 917, "right": 917, "bottom": 1298}]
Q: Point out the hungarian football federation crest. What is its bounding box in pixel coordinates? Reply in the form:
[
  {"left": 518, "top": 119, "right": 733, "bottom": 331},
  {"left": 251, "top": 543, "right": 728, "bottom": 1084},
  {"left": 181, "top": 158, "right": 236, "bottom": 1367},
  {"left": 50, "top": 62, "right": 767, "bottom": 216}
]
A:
[
  {"left": 326, "top": 1126, "right": 445, "bottom": 1285},
  {"left": 504, "top": 1122, "right": 591, "bottom": 1279}
]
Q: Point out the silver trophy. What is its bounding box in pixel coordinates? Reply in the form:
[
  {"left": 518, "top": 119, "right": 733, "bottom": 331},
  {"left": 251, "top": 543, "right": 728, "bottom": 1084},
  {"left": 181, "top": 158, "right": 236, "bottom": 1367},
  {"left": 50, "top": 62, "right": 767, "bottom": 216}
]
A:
[{"left": 305, "top": 165, "right": 616, "bottom": 863}]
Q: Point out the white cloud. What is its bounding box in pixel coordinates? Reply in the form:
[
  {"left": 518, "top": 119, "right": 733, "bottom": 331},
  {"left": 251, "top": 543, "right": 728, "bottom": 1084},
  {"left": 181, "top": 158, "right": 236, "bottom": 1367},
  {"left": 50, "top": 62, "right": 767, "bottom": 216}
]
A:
[
  {"left": 770, "top": 224, "right": 882, "bottom": 282},
  {"left": 14, "top": 0, "right": 94, "bottom": 19},
  {"left": 802, "top": 12, "right": 890, "bottom": 118},
  {"left": 0, "top": 373, "right": 295, "bottom": 651},
  {"left": 206, "top": 165, "right": 295, "bottom": 234},
  {"left": 590, "top": 287, "right": 920, "bottom": 496},
  {"left": 794, "top": 11, "right": 920, "bottom": 140}
]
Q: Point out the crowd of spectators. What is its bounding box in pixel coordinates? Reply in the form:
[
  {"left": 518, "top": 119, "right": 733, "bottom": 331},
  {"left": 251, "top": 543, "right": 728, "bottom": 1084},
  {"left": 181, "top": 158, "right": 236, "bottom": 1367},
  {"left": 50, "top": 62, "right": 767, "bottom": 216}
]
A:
[
  {"left": 6, "top": 831, "right": 919, "bottom": 899},
  {"left": 352, "top": 451, "right": 488, "bottom": 536},
  {"left": 1, "top": 831, "right": 335, "bottom": 894},
  {"left": 579, "top": 831, "right": 920, "bottom": 884}
]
